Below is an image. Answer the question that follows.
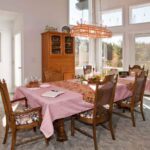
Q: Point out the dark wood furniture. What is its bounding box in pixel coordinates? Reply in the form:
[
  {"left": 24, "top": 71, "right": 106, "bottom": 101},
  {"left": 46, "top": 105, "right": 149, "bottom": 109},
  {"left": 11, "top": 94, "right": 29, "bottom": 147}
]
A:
[
  {"left": 41, "top": 31, "right": 75, "bottom": 82},
  {"left": 0, "top": 79, "right": 47, "bottom": 150},
  {"left": 118, "top": 71, "right": 129, "bottom": 78},
  {"left": 118, "top": 70, "right": 148, "bottom": 127},
  {"left": 109, "top": 68, "right": 118, "bottom": 75},
  {"left": 129, "top": 65, "right": 144, "bottom": 76},
  {"left": 71, "top": 75, "right": 118, "bottom": 150}
]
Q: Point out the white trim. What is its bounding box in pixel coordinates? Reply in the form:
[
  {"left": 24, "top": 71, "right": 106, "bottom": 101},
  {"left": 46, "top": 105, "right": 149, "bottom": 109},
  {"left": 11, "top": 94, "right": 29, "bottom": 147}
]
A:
[
  {"left": 101, "top": 7, "right": 123, "bottom": 27},
  {"left": 129, "top": 2, "right": 150, "bottom": 25}
]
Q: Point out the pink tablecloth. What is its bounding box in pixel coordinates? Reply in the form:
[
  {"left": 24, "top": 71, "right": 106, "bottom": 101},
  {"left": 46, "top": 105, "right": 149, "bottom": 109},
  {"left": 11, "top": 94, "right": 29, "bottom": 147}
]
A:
[
  {"left": 51, "top": 80, "right": 132, "bottom": 103},
  {"left": 118, "top": 76, "right": 150, "bottom": 95},
  {"left": 14, "top": 85, "right": 93, "bottom": 138},
  {"left": 14, "top": 80, "right": 134, "bottom": 138}
]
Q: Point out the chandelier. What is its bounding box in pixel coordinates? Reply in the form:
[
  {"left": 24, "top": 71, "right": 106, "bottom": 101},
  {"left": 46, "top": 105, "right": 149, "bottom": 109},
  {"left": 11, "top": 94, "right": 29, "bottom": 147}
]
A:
[
  {"left": 70, "top": 0, "right": 112, "bottom": 38},
  {"left": 71, "top": 23, "right": 112, "bottom": 38}
]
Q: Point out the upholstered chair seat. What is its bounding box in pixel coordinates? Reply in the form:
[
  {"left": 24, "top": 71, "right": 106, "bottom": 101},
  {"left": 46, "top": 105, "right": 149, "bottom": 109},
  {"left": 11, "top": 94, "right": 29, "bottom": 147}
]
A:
[
  {"left": 71, "top": 75, "right": 118, "bottom": 150},
  {"left": 0, "top": 79, "right": 48, "bottom": 150}
]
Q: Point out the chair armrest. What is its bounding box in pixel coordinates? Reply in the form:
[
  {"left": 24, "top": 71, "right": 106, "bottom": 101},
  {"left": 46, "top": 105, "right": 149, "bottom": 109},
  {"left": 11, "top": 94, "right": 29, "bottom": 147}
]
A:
[
  {"left": 13, "top": 107, "right": 42, "bottom": 119},
  {"left": 11, "top": 97, "right": 28, "bottom": 107}
]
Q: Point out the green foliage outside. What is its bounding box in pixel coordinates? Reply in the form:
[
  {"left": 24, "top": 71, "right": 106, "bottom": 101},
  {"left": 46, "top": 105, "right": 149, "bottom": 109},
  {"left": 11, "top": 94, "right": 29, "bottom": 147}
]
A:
[{"left": 104, "top": 42, "right": 122, "bottom": 67}]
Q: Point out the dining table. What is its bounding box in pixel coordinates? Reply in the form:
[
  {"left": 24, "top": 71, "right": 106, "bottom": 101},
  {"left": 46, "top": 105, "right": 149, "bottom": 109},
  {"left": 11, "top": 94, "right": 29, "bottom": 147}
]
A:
[
  {"left": 118, "top": 76, "right": 150, "bottom": 95},
  {"left": 13, "top": 78, "right": 139, "bottom": 141}
]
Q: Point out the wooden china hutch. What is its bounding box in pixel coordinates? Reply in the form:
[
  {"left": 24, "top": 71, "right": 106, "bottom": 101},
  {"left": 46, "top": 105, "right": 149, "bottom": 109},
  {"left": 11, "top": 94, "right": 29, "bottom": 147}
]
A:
[{"left": 41, "top": 31, "right": 75, "bottom": 82}]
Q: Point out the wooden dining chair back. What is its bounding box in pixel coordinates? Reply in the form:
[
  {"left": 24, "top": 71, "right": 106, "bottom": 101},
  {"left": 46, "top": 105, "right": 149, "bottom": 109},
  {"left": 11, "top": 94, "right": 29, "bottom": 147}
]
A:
[
  {"left": 129, "top": 65, "right": 144, "bottom": 76},
  {"left": 83, "top": 65, "right": 93, "bottom": 75},
  {"left": 109, "top": 68, "right": 118, "bottom": 75},
  {"left": 95, "top": 75, "right": 117, "bottom": 111},
  {"left": 44, "top": 70, "right": 63, "bottom": 82},
  {"left": 0, "top": 79, "right": 47, "bottom": 150},
  {"left": 0, "top": 80, "right": 15, "bottom": 125},
  {"left": 102, "top": 74, "right": 117, "bottom": 83},
  {"left": 71, "top": 75, "right": 118, "bottom": 150},
  {"left": 119, "top": 70, "right": 148, "bottom": 127}
]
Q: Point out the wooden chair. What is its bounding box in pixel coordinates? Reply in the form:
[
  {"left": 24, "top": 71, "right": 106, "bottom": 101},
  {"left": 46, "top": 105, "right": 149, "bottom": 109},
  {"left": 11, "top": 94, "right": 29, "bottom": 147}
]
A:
[
  {"left": 129, "top": 65, "right": 144, "bottom": 76},
  {"left": 109, "top": 68, "right": 118, "bottom": 75},
  {"left": 83, "top": 65, "right": 93, "bottom": 75},
  {"left": 118, "top": 71, "right": 129, "bottom": 78},
  {"left": 44, "top": 70, "right": 63, "bottom": 82},
  {"left": 118, "top": 70, "right": 148, "bottom": 127},
  {"left": 71, "top": 75, "right": 118, "bottom": 150},
  {"left": 0, "top": 79, "right": 47, "bottom": 150}
]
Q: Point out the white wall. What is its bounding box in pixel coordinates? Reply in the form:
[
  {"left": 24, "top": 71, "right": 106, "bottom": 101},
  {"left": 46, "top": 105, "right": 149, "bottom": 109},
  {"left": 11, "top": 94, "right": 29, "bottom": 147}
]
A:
[
  {"left": 0, "top": 0, "right": 68, "bottom": 83},
  {"left": 0, "top": 20, "right": 13, "bottom": 91}
]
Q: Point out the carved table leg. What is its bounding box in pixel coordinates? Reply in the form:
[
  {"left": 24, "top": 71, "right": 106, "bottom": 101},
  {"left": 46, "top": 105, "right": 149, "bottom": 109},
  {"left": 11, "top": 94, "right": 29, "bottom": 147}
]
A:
[{"left": 54, "top": 118, "right": 67, "bottom": 142}]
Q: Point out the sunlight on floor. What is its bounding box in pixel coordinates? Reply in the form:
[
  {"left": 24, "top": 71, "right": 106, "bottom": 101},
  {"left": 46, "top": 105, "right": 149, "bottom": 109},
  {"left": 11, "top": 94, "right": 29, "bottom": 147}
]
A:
[
  {"left": 143, "top": 96, "right": 150, "bottom": 109},
  {"left": 143, "top": 104, "right": 150, "bottom": 110}
]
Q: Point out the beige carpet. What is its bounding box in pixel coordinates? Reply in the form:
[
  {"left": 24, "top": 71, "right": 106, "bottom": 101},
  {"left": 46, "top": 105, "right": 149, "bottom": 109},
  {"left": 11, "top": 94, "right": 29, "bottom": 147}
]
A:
[{"left": 0, "top": 97, "right": 150, "bottom": 150}]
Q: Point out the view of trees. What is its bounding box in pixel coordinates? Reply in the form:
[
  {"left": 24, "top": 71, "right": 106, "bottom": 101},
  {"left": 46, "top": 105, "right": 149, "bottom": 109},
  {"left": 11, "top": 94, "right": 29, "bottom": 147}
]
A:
[
  {"left": 102, "top": 42, "right": 122, "bottom": 68},
  {"left": 136, "top": 43, "right": 150, "bottom": 61},
  {"left": 135, "top": 42, "right": 150, "bottom": 76}
]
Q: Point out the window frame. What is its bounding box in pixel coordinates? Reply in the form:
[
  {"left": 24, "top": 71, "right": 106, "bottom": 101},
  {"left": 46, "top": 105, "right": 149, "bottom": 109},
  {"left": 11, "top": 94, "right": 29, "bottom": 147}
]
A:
[
  {"left": 101, "top": 33, "right": 124, "bottom": 71},
  {"left": 101, "top": 8, "right": 123, "bottom": 28},
  {"left": 129, "top": 3, "right": 150, "bottom": 25},
  {"left": 75, "top": 37, "right": 90, "bottom": 67},
  {"left": 68, "top": 0, "right": 90, "bottom": 26},
  {"left": 134, "top": 33, "right": 150, "bottom": 72}
]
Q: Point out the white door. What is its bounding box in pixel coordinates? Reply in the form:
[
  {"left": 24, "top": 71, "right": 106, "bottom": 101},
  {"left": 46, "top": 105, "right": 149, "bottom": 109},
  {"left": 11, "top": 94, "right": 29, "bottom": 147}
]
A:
[{"left": 14, "top": 33, "right": 22, "bottom": 87}]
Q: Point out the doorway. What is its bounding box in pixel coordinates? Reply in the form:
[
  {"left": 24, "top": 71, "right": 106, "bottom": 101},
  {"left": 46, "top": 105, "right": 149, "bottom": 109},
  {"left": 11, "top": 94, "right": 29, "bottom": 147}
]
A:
[{"left": 14, "top": 33, "right": 22, "bottom": 87}]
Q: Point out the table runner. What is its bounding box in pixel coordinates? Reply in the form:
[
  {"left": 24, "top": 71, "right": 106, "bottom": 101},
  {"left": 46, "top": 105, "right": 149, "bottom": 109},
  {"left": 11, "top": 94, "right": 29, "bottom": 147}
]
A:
[
  {"left": 51, "top": 79, "right": 132, "bottom": 103},
  {"left": 51, "top": 80, "right": 95, "bottom": 103}
]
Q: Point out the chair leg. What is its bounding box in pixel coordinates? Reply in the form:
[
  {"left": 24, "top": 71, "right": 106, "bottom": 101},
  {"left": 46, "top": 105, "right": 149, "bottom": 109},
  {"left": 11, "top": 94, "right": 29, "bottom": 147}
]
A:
[
  {"left": 71, "top": 116, "right": 75, "bottom": 136},
  {"left": 33, "top": 127, "right": 36, "bottom": 132},
  {"left": 45, "top": 137, "right": 49, "bottom": 146},
  {"left": 140, "top": 103, "right": 145, "bottom": 121},
  {"left": 3, "top": 123, "right": 9, "bottom": 144},
  {"left": 108, "top": 118, "right": 115, "bottom": 140},
  {"left": 11, "top": 129, "right": 16, "bottom": 150},
  {"left": 92, "top": 124, "right": 98, "bottom": 150},
  {"left": 131, "top": 109, "right": 136, "bottom": 127}
]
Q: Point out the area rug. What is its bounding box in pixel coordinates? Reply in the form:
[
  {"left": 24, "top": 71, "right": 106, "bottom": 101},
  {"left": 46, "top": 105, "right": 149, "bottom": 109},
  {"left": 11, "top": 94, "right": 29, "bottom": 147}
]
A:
[{"left": 0, "top": 97, "right": 150, "bottom": 150}]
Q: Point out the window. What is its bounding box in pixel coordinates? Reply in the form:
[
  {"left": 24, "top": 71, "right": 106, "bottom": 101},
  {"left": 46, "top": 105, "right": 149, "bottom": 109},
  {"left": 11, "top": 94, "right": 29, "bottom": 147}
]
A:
[
  {"left": 135, "top": 35, "right": 150, "bottom": 74},
  {"left": 130, "top": 3, "right": 150, "bottom": 24},
  {"left": 69, "top": 0, "right": 89, "bottom": 25},
  {"left": 102, "top": 35, "right": 123, "bottom": 70},
  {"left": 102, "top": 9, "right": 122, "bottom": 27},
  {"left": 69, "top": 0, "right": 90, "bottom": 67},
  {"left": 75, "top": 37, "right": 89, "bottom": 67}
]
